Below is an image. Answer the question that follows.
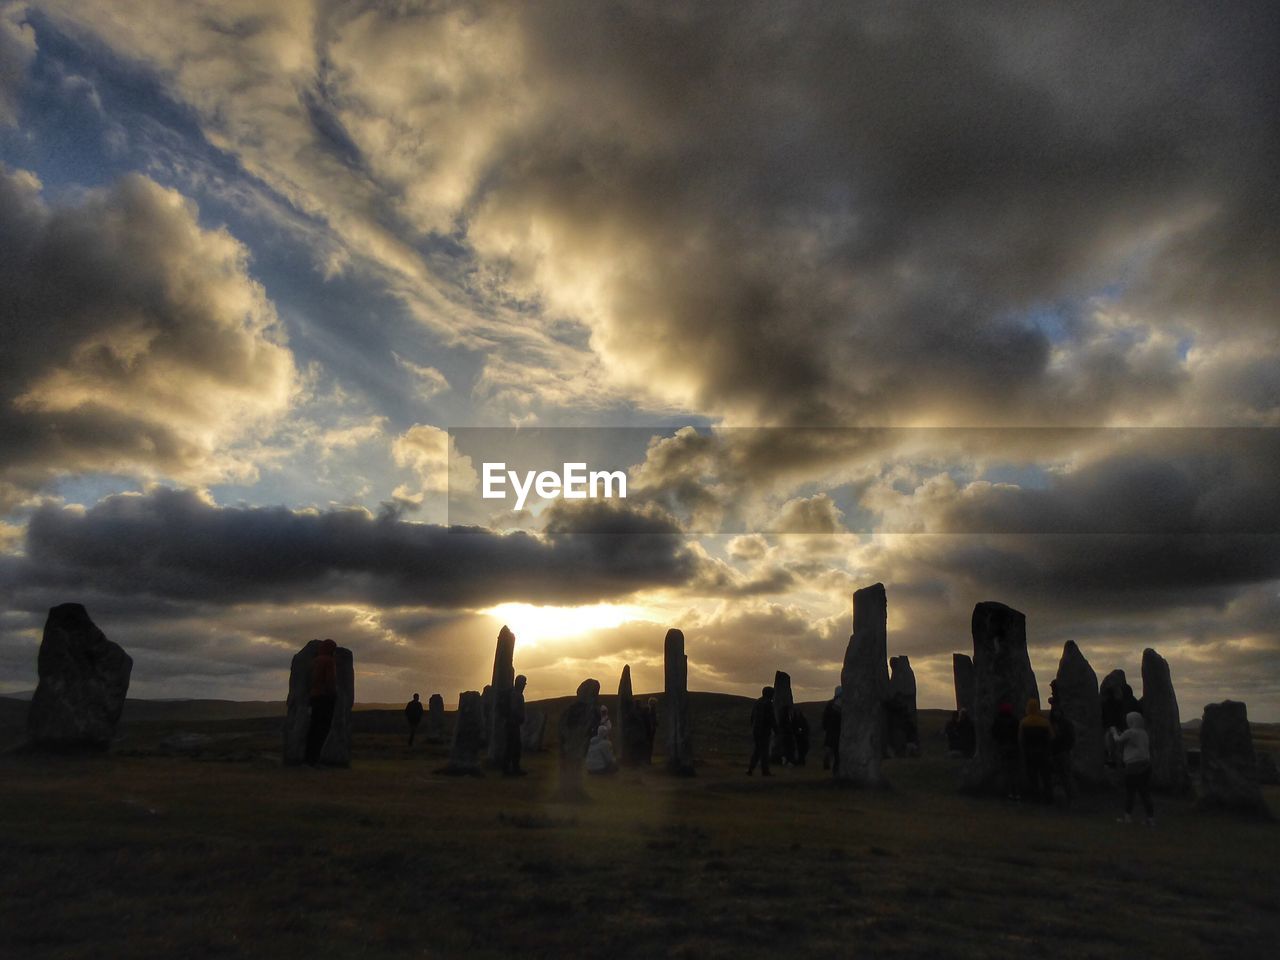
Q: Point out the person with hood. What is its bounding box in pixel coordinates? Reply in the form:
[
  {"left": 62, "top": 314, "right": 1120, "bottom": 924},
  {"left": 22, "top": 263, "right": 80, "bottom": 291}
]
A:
[
  {"left": 597, "top": 704, "right": 613, "bottom": 741},
  {"left": 305, "top": 638, "right": 339, "bottom": 765},
  {"left": 747, "top": 686, "right": 777, "bottom": 776},
  {"left": 991, "top": 700, "right": 1021, "bottom": 800},
  {"left": 793, "top": 709, "right": 811, "bottom": 765},
  {"left": 1019, "top": 699, "right": 1053, "bottom": 803},
  {"left": 404, "top": 693, "right": 424, "bottom": 746},
  {"left": 585, "top": 727, "right": 618, "bottom": 774},
  {"left": 821, "top": 686, "right": 843, "bottom": 772},
  {"left": 1110, "top": 712, "right": 1155, "bottom": 825},
  {"left": 502, "top": 675, "right": 528, "bottom": 776},
  {"left": 1048, "top": 693, "right": 1076, "bottom": 803}
]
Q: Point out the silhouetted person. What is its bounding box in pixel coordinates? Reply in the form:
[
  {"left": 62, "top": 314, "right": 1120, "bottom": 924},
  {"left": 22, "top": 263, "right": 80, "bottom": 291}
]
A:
[
  {"left": 991, "top": 700, "right": 1021, "bottom": 799},
  {"left": 822, "top": 686, "right": 842, "bottom": 772},
  {"left": 945, "top": 710, "right": 965, "bottom": 757},
  {"left": 747, "top": 686, "right": 777, "bottom": 776},
  {"left": 1048, "top": 694, "right": 1075, "bottom": 803},
  {"left": 305, "top": 638, "right": 339, "bottom": 765},
  {"left": 643, "top": 697, "right": 659, "bottom": 764},
  {"left": 793, "top": 710, "right": 810, "bottom": 765},
  {"left": 502, "top": 674, "right": 527, "bottom": 776},
  {"left": 405, "top": 692, "right": 424, "bottom": 746},
  {"left": 955, "top": 708, "right": 976, "bottom": 758},
  {"left": 1110, "top": 712, "right": 1155, "bottom": 825},
  {"left": 1019, "top": 699, "right": 1053, "bottom": 803},
  {"left": 1101, "top": 685, "right": 1127, "bottom": 767},
  {"left": 597, "top": 704, "right": 612, "bottom": 741}
]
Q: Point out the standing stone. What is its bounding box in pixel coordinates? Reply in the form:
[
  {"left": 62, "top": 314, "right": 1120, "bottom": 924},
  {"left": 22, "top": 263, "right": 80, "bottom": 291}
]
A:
[
  {"left": 283, "top": 639, "right": 355, "bottom": 766},
  {"left": 426, "top": 693, "right": 446, "bottom": 742},
  {"left": 1099, "top": 669, "right": 1128, "bottom": 706},
  {"left": 617, "top": 665, "right": 649, "bottom": 767},
  {"left": 837, "top": 583, "right": 890, "bottom": 786},
  {"left": 887, "top": 656, "right": 919, "bottom": 756},
  {"left": 769, "top": 670, "right": 797, "bottom": 764},
  {"left": 953, "top": 653, "right": 975, "bottom": 715},
  {"left": 520, "top": 708, "right": 547, "bottom": 752},
  {"left": 26, "top": 604, "right": 133, "bottom": 750},
  {"left": 438, "top": 690, "right": 484, "bottom": 775},
  {"left": 558, "top": 679, "right": 600, "bottom": 798},
  {"left": 1197, "top": 701, "right": 1270, "bottom": 816},
  {"left": 1052, "top": 641, "right": 1104, "bottom": 784},
  {"left": 961, "top": 601, "right": 1039, "bottom": 793},
  {"left": 664, "top": 629, "right": 695, "bottom": 775},
  {"left": 1141, "top": 648, "right": 1189, "bottom": 792},
  {"left": 480, "top": 685, "right": 493, "bottom": 748},
  {"left": 486, "top": 626, "right": 516, "bottom": 765}
]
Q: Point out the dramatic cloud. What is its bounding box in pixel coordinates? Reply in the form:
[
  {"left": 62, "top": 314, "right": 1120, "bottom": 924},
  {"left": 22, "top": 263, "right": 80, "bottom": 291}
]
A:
[{"left": 0, "top": 2, "right": 35, "bottom": 125}]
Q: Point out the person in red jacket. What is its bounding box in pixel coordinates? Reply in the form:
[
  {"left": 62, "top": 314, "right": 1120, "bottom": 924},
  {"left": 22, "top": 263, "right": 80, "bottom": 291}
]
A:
[{"left": 305, "top": 638, "right": 339, "bottom": 765}]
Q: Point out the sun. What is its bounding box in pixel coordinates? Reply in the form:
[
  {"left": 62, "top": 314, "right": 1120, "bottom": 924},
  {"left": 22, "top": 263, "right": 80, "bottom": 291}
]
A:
[{"left": 479, "top": 602, "right": 651, "bottom": 648}]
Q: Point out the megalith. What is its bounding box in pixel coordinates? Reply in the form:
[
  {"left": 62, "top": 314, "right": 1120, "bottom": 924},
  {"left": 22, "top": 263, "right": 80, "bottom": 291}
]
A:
[
  {"left": 486, "top": 626, "right": 516, "bottom": 765},
  {"left": 1141, "top": 648, "right": 1189, "bottom": 792},
  {"left": 769, "top": 670, "right": 796, "bottom": 765},
  {"left": 26, "top": 604, "right": 132, "bottom": 750},
  {"left": 480, "top": 684, "right": 493, "bottom": 748},
  {"left": 961, "top": 601, "right": 1039, "bottom": 793},
  {"left": 664, "top": 629, "right": 695, "bottom": 775},
  {"left": 438, "top": 690, "right": 484, "bottom": 776},
  {"left": 283, "top": 639, "right": 355, "bottom": 766},
  {"left": 953, "top": 653, "right": 975, "bottom": 715},
  {"left": 1197, "top": 701, "right": 1270, "bottom": 817},
  {"left": 426, "top": 693, "right": 446, "bottom": 742},
  {"left": 837, "top": 583, "right": 890, "bottom": 786},
  {"left": 617, "top": 665, "right": 649, "bottom": 767},
  {"left": 1052, "top": 640, "right": 1104, "bottom": 784},
  {"left": 887, "top": 655, "right": 919, "bottom": 756},
  {"left": 558, "top": 679, "right": 600, "bottom": 798}
]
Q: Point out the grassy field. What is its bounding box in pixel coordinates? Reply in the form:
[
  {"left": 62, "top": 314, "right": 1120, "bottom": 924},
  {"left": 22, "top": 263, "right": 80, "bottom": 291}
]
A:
[{"left": 1, "top": 697, "right": 1276, "bottom": 959}]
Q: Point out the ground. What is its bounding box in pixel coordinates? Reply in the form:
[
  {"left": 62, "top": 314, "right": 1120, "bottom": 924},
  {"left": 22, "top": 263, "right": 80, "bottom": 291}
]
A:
[{"left": 0, "top": 698, "right": 1276, "bottom": 959}]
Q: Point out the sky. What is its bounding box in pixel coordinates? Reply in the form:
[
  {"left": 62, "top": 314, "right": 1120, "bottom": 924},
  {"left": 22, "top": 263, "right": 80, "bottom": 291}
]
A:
[{"left": 1, "top": 1, "right": 1278, "bottom": 718}]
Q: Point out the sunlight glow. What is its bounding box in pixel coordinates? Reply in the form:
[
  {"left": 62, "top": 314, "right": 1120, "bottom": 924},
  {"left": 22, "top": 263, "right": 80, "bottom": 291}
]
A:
[{"left": 480, "top": 602, "right": 651, "bottom": 648}]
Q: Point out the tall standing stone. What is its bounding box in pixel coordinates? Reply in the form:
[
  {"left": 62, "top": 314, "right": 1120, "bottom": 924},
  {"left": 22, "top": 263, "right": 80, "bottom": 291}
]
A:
[
  {"left": 961, "top": 601, "right": 1039, "bottom": 793},
  {"left": 283, "top": 639, "right": 355, "bottom": 766},
  {"left": 486, "top": 626, "right": 516, "bottom": 765},
  {"left": 426, "top": 693, "right": 446, "bottom": 742},
  {"left": 1099, "top": 669, "right": 1128, "bottom": 705},
  {"left": 1141, "top": 648, "right": 1189, "bottom": 792},
  {"left": 480, "top": 685, "right": 493, "bottom": 748},
  {"left": 953, "top": 653, "right": 975, "bottom": 715},
  {"left": 887, "top": 655, "right": 919, "bottom": 756},
  {"left": 26, "top": 604, "right": 133, "bottom": 750},
  {"left": 837, "top": 583, "right": 890, "bottom": 786},
  {"left": 1197, "top": 701, "right": 1270, "bottom": 817},
  {"left": 438, "top": 690, "right": 484, "bottom": 775},
  {"left": 769, "top": 670, "right": 796, "bottom": 764},
  {"left": 1051, "top": 641, "right": 1104, "bottom": 784},
  {"left": 558, "top": 679, "right": 600, "bottom": 798},
  {"left": 617, "top": 665, "right": 649, "bottom": 767},
  {"left": 664, "top": 629, "right": 695, "bottom": 775}
]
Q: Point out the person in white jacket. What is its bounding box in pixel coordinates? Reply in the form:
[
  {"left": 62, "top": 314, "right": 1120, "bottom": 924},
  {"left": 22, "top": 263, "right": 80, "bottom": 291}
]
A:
[
  {"left": 585, "top": 729, "right": 618, "bottom": 774},
  {"left": 1108, "top": 711, "right": 1155, "bottom": 825}
]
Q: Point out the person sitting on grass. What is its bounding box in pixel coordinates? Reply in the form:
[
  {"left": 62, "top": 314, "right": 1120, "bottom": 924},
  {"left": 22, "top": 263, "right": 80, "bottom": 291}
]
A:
[{"left": 1109, "top": 712, "right": 1155, "bottom": 826}]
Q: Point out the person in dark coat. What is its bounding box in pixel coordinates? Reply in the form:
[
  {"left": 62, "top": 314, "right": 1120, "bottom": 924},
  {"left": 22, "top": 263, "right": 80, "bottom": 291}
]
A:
[
  {"left": 305, "top": 638, "right": 339, "bottom": 765},
  {"left": 502, "top": 674, "right": 528, "bottom": 776},
  {"left": 405, "top": 693, "right": 424, "bottom": 746},
  {"left": 821, "top": 686, "right": 843, "bottom": 772},
  {"left": 1019, "top": 699, "right": 1053, "bottom": 803},
  {"left": 991, "top": 700, "right": 1021, "bottom": 799},
  {"left": 1048, "top": 694, "right": 1076, "bottom": 803},
  {"left": 747, "top": 686, "right": 777, "bottom": 776},
  {"left": 793, "top": 710, "right": 811, "bottom": 765}
]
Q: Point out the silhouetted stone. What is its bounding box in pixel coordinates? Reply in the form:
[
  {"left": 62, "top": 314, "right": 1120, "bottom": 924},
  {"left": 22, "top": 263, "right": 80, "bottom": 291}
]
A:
[
  {"left": 558, "top": 679, "right": 600, "bottom": 798},
  {"left": 1141, "top": 648, "right": 1189, "bottom": 792},
  {"left": 1099, "top": 669, "right": 1128, "bottom": 705},
  {"left": 26, "top": 604, "right": 132, "bottom": 750},
  {"left": 961, "top": 601, "right": 1039, "bottom": 793},
  {"left": 1258, "top": 752, "right": 1279, "bottom": 786},
  {"left": 770, "top": 670, "right": 796, "bottom": 764},
  {"left": 1052, "top": 641, "right": 1104, "bottom": 784},
  {"left": 283, "top": 639, "right": 354, "bottom": 766},
  {"left": 480, "top": 684, "right": 493, "bottom": 748},
  {"left": 952, "top": 653, "right": 974, "bottom": 716},
  {"left": 838, "top": 583, "right": 890, "bottom": 786},
  {"left": 1197, "top": 700, "right": 1270, "bottom": 817},
  {"left": 486, "top": 626, "right": 516, "bottom": 765},
  {"left": 520, "top": 708, "right": 547, "bottom": 752},
  {"left": 438, "top": 690, "right": 484, "bottom": 776},
  {"left": 617, "top": 665, "right": 649, "bottom": 767},
  {"left": 886, "top": 656, "right": 918, "bottom": 757},
  {"left": 426, "top": 693, "right": 446, "bottom": 742},
  {"left": 664, "top": 629, "right": 695, "bottom": 775}
]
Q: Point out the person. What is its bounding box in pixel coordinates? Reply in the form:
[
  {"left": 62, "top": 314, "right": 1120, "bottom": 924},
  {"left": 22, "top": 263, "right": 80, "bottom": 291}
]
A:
[
  {"left": 821, "top": 686, "right": 843, "bottom": 772},
  {"left": 793, "top": 710, "right": 810, "bottom": 765},
  {"left": 956, "top": 708, "right": 976, "bottom": 758},
  {"left": 991, "top": 700, "right": 1021, "bottom": 800},
  {"left": 1110, "top": 712, "right": 1155, "bottom": 825},
  {"left": 585, "top": 728, "right": 618, "bottom": 774},
  {"left": 597, "top": 704, "right": 612, "bottom": 741},
  {"left": 1019, "top": 698, "right": 1053, "bottom": 803},
  {"left": 1048, "top": 694, "right": 1076, "bottom": 803},
  {"left": 404, "top": 692, "right": 424, "bottom": 746},
  {"left": 305, "top": 638, "right": 339, "bottom": 765},
  {"left": 945, "top": 710, "right": 965, "bottom": 757},
  {"left": 1122, "top": 683, "right": 1143, "bottom": 718},
  {"left": 1101, "top": 685, "right": 1127, "bottom": 767},
  {"left": 777, "top": 702, "right": 797, "bottom": 765},
  {"left": 747, "top": 686, "right": 776, "bottom": 776},
  {"left": 643, "top": 697, "right": 659, "bottom": 764},
  {"left": 503, "top": 675, "right": 528, "bottom": 776}
]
